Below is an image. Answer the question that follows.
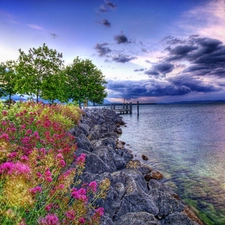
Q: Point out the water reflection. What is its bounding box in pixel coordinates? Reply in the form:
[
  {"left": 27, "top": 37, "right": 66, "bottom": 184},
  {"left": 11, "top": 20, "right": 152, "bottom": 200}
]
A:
[{"left": 121, "top": 104, "right": 225, "bottom": 224}]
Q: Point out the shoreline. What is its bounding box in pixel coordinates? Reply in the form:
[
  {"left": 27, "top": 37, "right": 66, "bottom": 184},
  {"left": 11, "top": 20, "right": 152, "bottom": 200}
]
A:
[{"left": 70, "top": 108, "right": 203, "bottom": 225}]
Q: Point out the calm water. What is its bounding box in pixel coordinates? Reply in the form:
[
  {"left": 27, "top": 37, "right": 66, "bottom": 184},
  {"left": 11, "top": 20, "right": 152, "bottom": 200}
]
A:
[{"left": 120, "top": 103, "right": 225, "bottom": 225}]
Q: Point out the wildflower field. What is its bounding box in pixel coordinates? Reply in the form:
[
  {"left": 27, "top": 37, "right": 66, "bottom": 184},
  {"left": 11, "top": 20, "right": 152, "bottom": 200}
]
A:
[{"left": 0, "top": 102, "right": 109, "bottom": 225}]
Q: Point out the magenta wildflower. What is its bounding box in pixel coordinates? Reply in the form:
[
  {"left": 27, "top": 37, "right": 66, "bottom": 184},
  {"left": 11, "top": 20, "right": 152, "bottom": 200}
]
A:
[
  {"left": 8, "top": 152, "right": 17, "bottom": 159},
  {"left": 95, "top": 207, "right": 104, "bottom": 216},
  {"left": 30, "top": 186, "right": 42, "bottom": 194},
  {"left": 2, "top": 110, "right": 7, "bottom": 116},
  {"left": 76, "top": 153, "right": 86, "bottom": 165},
  {"left": 65, "top": 210, "right": 75, "bottom": 220},
  {"left": 71, "top": 188, "right": 88, "bottom": 202},
  {"left": 58, "top": 159, "right": 66, "bottom": 167},
  {"left": 38, "top": 213, "right": 60, "bottom": 225},
  {"left": 0, "top": 162, "right": 13, "bottom": 174},
  {"left": 88, "top": 181, "right": 97, "bottom": 193},
  {"left": 21, "top": 155, "right": 29, "bottom": 161},
  {"left": 45, "top": 203, "right": 53, "bottom": 212},
  {"left": 78, "top": 217, "right": 86, "bottom": 224},
  {"left": 0, "top": 162, "right": 30, "bottom": 176},
  {"left": 0, "top": 133, "right": 9, "bottom": 140}
]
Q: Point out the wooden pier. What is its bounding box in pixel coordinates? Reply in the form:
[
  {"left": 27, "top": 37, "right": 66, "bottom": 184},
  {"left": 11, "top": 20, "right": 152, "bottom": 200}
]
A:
[{"left": 110, "top": 102, "right": 133, "bottom": 114}]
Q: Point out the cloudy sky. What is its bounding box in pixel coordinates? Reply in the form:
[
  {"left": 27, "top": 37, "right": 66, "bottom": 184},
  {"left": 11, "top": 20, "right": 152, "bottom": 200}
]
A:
[{"left": 1, "top": 0, "right": 225, "bottom": 103}]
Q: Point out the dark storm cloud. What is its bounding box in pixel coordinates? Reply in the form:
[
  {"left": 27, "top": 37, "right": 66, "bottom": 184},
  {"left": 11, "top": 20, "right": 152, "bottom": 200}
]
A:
[
  {"left": 134, "top": 68, "right": 145, "bottom": 72},
  {"left": 112, "top": 54, "right": 136, "bottom": 63},
  {"left": 95, "top": 43, "right": 112, "bottom": 56},
  {"left": 162, "top": 36, "right": 186, "bottom": 45},
  {"left": 105, "top": 1, "right": 117, "bottom": 9},
  {"left": 142, "top": 48, "right": 148, "bottom": 52},
  {"left": 98, "top": 19, "right": 111, "bottom": 27},
  {"left": 114, "top": 34, "right": 129, "bottom": 44},
  {"left": 168, "top": 74, "right": 219, "bottom": 93},
  {"left": 164, "top": 36, "right": 225, "bottom": 78},
  {"left": 50, "top": 33, "right": 59, "bottom": 39},
  {"left": 107, "top": 74, "right": 219, "bottom": 100},
  {"left": 98, "top": 1, "right": 117, "bottom": 13},
  {"left": 145, "top": 62, "right": 174, "bottom": 77}
]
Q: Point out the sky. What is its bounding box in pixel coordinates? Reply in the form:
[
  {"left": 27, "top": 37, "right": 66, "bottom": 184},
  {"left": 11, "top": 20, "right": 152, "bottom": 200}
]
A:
[{"left": 1, "top": 0, "right": 225, "bottom": 103}]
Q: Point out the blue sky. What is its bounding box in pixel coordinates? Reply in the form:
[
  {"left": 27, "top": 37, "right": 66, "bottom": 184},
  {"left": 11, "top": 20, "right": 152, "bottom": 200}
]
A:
[{"left": 1, "top": 0, "right": 225, "bottom": 103}]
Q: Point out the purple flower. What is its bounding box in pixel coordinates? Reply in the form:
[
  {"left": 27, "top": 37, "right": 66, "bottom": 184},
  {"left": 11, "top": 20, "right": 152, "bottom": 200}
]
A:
[{"left": 88, "top": 181, "right": 97, "bottom": 193}]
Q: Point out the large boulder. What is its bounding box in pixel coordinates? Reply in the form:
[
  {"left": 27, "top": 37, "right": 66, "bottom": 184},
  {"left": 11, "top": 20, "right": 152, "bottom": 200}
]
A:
[{"left": 115, "top": 212, "right": 160, "bottom": 225}]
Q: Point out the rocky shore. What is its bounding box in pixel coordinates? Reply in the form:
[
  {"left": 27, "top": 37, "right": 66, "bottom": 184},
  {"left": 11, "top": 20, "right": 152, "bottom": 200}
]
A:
[{"left": 70, "top": 108, "right": 203, "bottom": 225}]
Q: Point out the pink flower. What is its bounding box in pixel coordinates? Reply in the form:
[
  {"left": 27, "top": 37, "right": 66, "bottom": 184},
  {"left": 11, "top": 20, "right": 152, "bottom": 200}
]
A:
[
  {"left": 38, "top": 213, "right": 60, "bottom": 225},
  {"left": 8, "top": 152, "right": 17, "bottom": 159},
  {"left": 21, "top": 155, "right": 29, "bottom": 161},
  {"left": 2, "top": 110, "right": 8, "bottom": 116},
  {"left": 0, "top": 162, "right": 13, "bottom": 174},
  {"left": 46, "top": 176, "right": 53, "bottom": 182},
  {"left": 13, "top": 162, "right": 31, "bottom": 175},
  {"left": 26, "top": 129, "right": 33, "bottom": 135},
  {"left": 0, "top": 162, "right": 30, "bottom": 176},
  {"left": 76, "top": 153, "right": 86, "bottom": 165},
  {"left": 58, "top": 159, "right": 66, "bottom": 167},
  {"left": 30, "top": 186, "right": 42, "bottom": 194},
  {"left": 45, "top": 203, "right": 53, "bottom": 212},
  {"left": 0, "top": 133, "right": 9, "bottom": 141},
  {"left": 88, "top": 181, "right": 97, "bottom": 193},
  {"left": 20, "top": 124, "right": 26, "bottom": 130},
  {"left": 78, "top": 217, "right": 86, "bottom": 224},
  {"left": 71, "top": 188, "right": 88, "bottom": 202},
  {"left": 56, "top": 153, "right": 64, "bottom": 160},
  {"left": 95, "top": 207, "right": 104, "bottom": 216},
  {"left": 45, "top": 169, "right": 52, "bottom": 177},
  {"left": 65, "top": 210, "right": 75, "bottom": 220}
]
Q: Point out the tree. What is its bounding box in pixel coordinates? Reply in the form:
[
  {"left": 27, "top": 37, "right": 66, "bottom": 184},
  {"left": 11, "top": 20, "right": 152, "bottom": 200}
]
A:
[
  {"left": 0, "top": 60, "right": 17, "bottom": 104},
  {"left": 64, "top": 57, "right": 107, "bottom": 105},
  {"left": 15, "top": 43, "right": 64, "bottom": 103}
]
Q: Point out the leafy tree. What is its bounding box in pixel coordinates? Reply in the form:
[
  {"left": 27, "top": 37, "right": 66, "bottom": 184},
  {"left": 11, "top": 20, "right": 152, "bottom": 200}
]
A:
[
  {"left": 0, "top": 60, "right": 17, "bottom": 104},
  {"left": 64, "top": 57, "right": 107, "bottom": 106},
  {"left": 15, "top": 43, "right": 64, "bottom": 103}
]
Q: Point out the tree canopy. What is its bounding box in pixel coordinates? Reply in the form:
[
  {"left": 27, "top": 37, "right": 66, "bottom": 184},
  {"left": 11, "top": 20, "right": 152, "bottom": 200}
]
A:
[
  {"left": 15, "top": 43, "right": 64, "bottom": 103},
  {"left": 0, "top": 60, "right": 17, "bottom": 104},
  {"left": 63, "top": 57, "right": 107, "bottom": 105},
  {"left": 0, "top": 44, "right": 108, "bottom": 105}
]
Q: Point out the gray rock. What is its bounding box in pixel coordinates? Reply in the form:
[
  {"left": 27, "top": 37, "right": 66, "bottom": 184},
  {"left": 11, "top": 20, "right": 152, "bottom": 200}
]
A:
[
  {"left": 115, "top": 212, "right": 160, "bottom": 225},
  {"left": 161, "top": 212, "right": 199, "bottom": 225},
  {"left": 149, "top": 179, "right": 185, "bottom": 219},
  {"left": 75, "top": 134, "right": 93, "bottom": 152},
  {"left": 69, "top": 109, "right": 202, "bottom": 225}
]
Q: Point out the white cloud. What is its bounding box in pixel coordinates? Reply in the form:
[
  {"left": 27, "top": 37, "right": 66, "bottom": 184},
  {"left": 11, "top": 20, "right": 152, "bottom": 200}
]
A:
[
  {"left": 27, "top": 24, "right": 44, "bottom": 30},
  {"left": 178, "top": 0, "right": 225, "bottom": 42}
]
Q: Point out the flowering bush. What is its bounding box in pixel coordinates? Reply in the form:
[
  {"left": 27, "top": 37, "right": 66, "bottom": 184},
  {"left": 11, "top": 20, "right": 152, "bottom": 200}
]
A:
[{"left": 0, "top": 102, "right": 110, "bottom": 225}]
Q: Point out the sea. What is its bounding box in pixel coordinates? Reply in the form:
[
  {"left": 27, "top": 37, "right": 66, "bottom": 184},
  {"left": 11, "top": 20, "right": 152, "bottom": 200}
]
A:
[{"left": 119, "top": 103, "right": 225, "bottom": 225}]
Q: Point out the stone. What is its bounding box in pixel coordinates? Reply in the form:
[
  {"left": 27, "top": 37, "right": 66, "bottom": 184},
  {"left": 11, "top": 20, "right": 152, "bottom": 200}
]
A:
[
  {"left": 142, "top": 154, "right": 149, "bottom": 160},
  {"left": 115, "top": 212, "right": 160, "bottom": 225},
  {"left": 114, "top": 127, "right": 122, "bottom": 135},
  {"left": 161, "top": 212, "right": 199, "bottom": 225},
  {"left": 126, "top": 160, "right": 153, "bottom": 175},
  {"left": 150, "top": 170, "right": 164, "bottom": 180},
  {"left": 75, "top": 134, "right": 93, "bottom": 152},
  {"left": 183, "top": 206, "right": 204, "bottom": 225},
  {"left": 149, "top": 179, "right": 185, "bottom": 219},
  {"left": 69, "top": 108, "right": 202, "bottom": 225}
]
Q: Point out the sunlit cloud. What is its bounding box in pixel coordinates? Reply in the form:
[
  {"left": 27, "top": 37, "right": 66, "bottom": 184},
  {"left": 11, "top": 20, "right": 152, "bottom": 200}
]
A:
[
  {"left": 178, "top": 0, "right": 225, "bottom": 42},
  {"left": 0, "top": 10, "right": 19, "bottom": 24},
  {"left": 27, "top": 24, "right": 44, "bottom": 30}
]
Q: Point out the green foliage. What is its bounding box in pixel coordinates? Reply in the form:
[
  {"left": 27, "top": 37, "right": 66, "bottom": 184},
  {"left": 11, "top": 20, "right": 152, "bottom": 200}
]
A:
[
  {"left": 15, "top": 43, "right": 64, "bottom": 103},
  {"left": 0, "top": 61, "right": 17, "bottom": 104},
  {"left": 1, "top": 44, "right": 107, "bottom": 105},
  {"left": 64, "top": 57, "right": 107, "bottom": 104}
]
